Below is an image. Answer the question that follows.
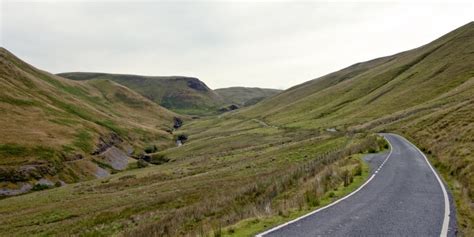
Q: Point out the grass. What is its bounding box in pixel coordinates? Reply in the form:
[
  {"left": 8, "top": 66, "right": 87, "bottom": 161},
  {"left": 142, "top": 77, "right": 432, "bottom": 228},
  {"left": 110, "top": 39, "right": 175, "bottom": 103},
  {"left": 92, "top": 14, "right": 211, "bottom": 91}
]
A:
[
  {"left": 214, "top": 87, "right": 281, "bottom": 106},
  {"left": 73, "top": 130, "right": 93, "bottom": 153},
  {"left": 220, "top": 153, "right": 370, "bottom": 236},
  {"left": 0, "top": 95, "right": 39, "bottom": 106},
  {"left": 0, "top": 119, "right": 384, "bottom": 236},
  {"left": 0, "top": 144, "right": 58, "bottom": 165},
  {"left": 0, "top": 144, "right": 28, "bottom": 157},
  {"left": 95, "top": 120, "right": 127, "bottom": 137}
]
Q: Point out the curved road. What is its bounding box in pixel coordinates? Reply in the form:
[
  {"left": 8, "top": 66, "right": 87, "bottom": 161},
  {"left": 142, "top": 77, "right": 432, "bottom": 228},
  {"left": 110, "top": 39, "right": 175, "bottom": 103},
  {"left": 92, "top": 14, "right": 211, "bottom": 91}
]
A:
[{"left": 258, "top": 133, "right": 455, "bottom": 237}]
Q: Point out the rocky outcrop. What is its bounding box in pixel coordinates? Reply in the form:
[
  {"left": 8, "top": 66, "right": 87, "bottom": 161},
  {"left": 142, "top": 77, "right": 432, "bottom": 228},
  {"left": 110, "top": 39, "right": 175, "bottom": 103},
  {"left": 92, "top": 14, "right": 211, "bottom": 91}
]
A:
[
  {"left": 94, "top": 166, "right": 110, "bottom": 178},
  {"left": 0, "top": 183, "right": 32, "bottom": 196},
  {"left": 61, "top": 153, "right": 84, "bottom": 162},
  {"left": 91, "top": 133, "right": 123, "bottom": 155},
  {"left": 98, "top": 146, "right": 129, "bottom": 170},
  {"left": 187, "top": 78, "right": 209, "bottom": 91},
  {"left": 0, "top": 164, "right": 57, "bottom": 182},
  {"left": 219, "top": 104, "right": 240, "bottom": 112},
  {"left": 176, "top": 134, "right": 188, "bottom": 146},
  {"left": 173, "top": 117, "right": 183, "bottom": 129}
]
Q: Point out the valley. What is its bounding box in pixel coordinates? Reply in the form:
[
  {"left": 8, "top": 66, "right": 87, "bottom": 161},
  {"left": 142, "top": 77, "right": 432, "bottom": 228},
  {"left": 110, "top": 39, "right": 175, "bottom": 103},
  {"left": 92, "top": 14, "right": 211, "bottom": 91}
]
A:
[{"left": 0, "top": 21, "right": 473, "bottom": 237}]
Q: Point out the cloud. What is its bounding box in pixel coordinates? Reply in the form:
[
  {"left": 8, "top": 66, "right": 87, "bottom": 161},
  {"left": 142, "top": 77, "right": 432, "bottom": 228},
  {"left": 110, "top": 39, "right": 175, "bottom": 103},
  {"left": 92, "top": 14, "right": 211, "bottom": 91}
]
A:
[{"left": 2, "top": 1, "right": 473, "bottom": 89}]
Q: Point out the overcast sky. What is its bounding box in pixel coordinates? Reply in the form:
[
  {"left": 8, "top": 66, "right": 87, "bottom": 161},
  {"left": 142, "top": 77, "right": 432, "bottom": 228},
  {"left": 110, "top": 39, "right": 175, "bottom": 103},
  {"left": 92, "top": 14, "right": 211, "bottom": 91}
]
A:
[{"left": 1, "top": 1, "right": 473, "bottom": 89}]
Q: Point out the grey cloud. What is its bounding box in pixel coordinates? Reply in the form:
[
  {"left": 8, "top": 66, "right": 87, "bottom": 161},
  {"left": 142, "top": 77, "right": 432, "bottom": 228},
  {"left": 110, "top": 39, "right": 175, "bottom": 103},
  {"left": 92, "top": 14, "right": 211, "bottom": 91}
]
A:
[{"left": 2, "top": 1, "right": 473, "bottom": 89}]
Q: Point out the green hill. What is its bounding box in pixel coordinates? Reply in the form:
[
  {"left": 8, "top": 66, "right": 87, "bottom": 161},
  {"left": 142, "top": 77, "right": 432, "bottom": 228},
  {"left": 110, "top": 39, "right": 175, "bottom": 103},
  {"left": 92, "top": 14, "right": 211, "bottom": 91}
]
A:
[
  {"left": 215, "top": 87, "right": 281, "bottom": 106},
  {"left": 58, "top": 72, "right": 225, "bottom": 115},
  {"left": 239, "top": 21, "right": 474, "bottom": 233},
  {"left": 0, "top": 47, "right": 179, "bottom": 193}
]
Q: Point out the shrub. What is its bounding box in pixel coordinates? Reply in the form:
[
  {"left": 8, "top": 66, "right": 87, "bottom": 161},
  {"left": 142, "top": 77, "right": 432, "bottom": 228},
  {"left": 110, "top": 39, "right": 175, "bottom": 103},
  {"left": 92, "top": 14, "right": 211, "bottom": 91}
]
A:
[
  {"left": 305, "top": 190, "right": 320, "bottom": 207},
  {"left": 342, "top": 170, "right": 351, "bottom": 187},
  {"left": 150, "top": 154, "right": 170, "bottom": 165},
  {"left": 144, "top": 145, "right": 158, "bottom": 154},
  {"left": 213, "top": 225, "right": 222, "bottom": 237},
  {"left": 137, "top": 159, "right": 149, "bottom": 168},
  {"left": 32, "top": 183, "right": 51, "bottom": 191},
  {"left": 353, "top": 164, "right": 362, "bottom": 176}
]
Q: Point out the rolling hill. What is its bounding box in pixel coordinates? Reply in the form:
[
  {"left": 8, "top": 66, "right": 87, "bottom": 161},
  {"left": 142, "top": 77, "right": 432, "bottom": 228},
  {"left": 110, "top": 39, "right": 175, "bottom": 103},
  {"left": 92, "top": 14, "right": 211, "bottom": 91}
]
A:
[
  {"left": 59, "top": 73, "right": 282, "bottom": 115},
  {"left": 58, "top": 72, "right": 225, "bottom": 115},
  {"left": 215, "top": 87, "right": 281, "bottom": 106},
  {"left": 0, "top": 47, "right": 179, "bottom": 194},
  {"left": 239, "top": 21, "right": 474, "bottom": 233}
]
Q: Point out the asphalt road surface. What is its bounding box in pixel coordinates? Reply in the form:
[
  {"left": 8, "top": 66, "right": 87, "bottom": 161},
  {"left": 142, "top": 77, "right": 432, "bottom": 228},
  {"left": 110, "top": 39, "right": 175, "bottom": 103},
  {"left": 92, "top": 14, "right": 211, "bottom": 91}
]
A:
[{"left": 258, "top": 133, "right": 455, "bottom": 237}]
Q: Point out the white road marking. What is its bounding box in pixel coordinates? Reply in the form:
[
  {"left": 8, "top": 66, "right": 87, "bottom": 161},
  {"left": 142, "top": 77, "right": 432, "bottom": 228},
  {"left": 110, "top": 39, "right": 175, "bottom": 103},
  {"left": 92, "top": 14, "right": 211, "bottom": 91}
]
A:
[
  {"left": 256, "top": 136, "right": 393, "bottom": 237},
  {"left": 392, "top": 134, "right": 450, "bottom": 237}
]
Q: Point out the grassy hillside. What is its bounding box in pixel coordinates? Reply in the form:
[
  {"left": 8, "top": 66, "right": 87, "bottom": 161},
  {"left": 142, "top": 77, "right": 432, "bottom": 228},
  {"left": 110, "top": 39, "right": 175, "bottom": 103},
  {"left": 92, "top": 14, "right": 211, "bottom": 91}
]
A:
[
  {"left": 242, "top": 22, "right": 474, "bottom": 128},
  {"left": 0, "top": 47, "right": 179, "bottom": 193},
  {"left": 59, "top": 72, "right": 225, "bottom": 115},
  {"left": 215, "top": 87, "right": 281, "bottom": 106},
  {"left": 239, "top": 21, "right": 474, "bottom": 234}
]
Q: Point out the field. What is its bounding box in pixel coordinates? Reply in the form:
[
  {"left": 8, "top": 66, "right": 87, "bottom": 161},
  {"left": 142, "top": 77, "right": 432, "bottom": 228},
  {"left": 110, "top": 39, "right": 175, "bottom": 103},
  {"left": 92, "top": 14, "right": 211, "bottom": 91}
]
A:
[{"left": 0, "top": 113, "right": 387, "bottom": 236}]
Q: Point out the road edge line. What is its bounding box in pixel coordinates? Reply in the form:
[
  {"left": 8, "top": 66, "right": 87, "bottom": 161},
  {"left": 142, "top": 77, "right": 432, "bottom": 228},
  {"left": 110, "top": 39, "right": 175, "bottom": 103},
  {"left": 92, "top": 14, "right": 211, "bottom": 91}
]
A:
[
  {"left": 392, "top": 134, "right": 450, "bottom": 237},
  {"left": 255, "top": 135, "right": 393, "bottom": 237}
]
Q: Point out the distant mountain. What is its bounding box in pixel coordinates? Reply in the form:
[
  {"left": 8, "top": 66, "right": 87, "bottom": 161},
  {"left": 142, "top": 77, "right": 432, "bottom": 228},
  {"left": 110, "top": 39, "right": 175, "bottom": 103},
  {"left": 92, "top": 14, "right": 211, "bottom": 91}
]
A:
[
  {"left": 58, "top": 72, "right": 225, "bottom": 115},
  {"left": 0, "top": 48, "right": 178, "bottom": 193},
  {"left": 215, "top": 87, "right": 281, "bottom": 106}
]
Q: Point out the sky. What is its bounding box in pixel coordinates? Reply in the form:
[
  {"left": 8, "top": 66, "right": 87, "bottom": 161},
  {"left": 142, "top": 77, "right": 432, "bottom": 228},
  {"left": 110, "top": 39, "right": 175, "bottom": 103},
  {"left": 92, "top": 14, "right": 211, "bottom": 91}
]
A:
[{"left": 1, "top": 1, "right": 473, "bottom": 89}]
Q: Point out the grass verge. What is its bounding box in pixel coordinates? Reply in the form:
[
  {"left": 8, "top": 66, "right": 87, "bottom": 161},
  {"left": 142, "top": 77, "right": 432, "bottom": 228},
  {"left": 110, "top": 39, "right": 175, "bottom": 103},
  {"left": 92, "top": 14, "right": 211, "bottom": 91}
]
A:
[{"left": 220, "top": 153, "right": 370, "bottom": 237}]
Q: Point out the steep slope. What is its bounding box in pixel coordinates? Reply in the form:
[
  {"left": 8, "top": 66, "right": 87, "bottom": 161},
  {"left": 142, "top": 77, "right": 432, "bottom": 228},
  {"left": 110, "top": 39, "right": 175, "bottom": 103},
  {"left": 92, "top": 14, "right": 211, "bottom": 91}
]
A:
[
  {"left": 58, "top": 72, "right": 225, "bottom": 115},
  {"left": 215, "top": 87, "right": 281, "bottom": 106},
  {"left": 0, "top": 48, "right": 179, "bottom": 194},
  {"left": 243, "top": 22, "right": 473, "bottom": 127},
  {"left": 240, "top": 21, "right": 474, "bottom": 234}
]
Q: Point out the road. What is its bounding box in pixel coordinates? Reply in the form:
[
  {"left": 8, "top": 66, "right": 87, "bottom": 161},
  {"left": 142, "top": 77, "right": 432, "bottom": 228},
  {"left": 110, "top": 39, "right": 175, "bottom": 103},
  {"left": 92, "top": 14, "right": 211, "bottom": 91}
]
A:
[{"left": 258, "top": 133, "right": 455, "bottom": 237}]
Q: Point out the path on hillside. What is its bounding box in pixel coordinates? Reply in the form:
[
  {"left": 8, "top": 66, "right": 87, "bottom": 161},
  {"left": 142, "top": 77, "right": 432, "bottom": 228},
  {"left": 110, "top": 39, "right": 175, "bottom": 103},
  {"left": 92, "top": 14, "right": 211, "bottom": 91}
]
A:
[{"left": 258, "top": 133, "right": 455, "bottom": 237}]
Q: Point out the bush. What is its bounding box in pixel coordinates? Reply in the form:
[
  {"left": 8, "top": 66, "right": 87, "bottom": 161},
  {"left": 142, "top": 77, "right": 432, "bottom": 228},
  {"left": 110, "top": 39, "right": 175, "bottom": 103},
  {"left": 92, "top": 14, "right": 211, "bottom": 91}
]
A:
[
  {"left": 353, "top": 164, "right": 362, "bottom": 176},
  {"left": 150, "top": 153, "right": 170, "bottom": 165},
  {"left": 32, "top": 183, "right": 51, "bottom": 191},
  {"left": 213, "top": 226, "right": 222, "bottom": 237},
  {"left": 342, "top": 170, "right": 351, "bottom": 187},
  {"left": 144, "top": 145, "right": 158, "bottom": 154},
  {"left": 305, "top": 190, "right": 320, "bottom": 207},
  {"left": 137, "top": 159, "right": 149, "bottom": 168}
]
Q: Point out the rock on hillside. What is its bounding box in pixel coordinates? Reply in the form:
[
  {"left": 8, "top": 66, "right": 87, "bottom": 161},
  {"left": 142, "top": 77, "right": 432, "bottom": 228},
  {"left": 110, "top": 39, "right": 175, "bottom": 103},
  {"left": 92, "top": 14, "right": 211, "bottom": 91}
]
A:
[{"left": 0, "top": 47, "right": 178, "bottom": 195}]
